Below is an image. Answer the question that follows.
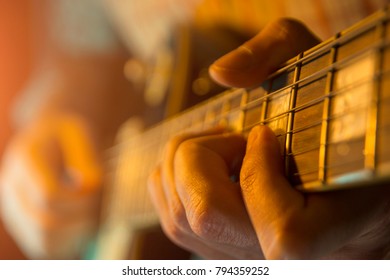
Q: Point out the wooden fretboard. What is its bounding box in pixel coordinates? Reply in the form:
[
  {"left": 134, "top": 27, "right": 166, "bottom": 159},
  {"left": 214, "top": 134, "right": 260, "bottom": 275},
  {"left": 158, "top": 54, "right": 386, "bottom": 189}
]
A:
[{"left": 95, "top": 7, "right": 390, "bottom": 259}]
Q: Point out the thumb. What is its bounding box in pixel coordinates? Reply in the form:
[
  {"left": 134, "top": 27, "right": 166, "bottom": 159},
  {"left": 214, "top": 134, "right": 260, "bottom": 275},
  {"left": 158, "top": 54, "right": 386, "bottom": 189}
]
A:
[
  {"left": 240, "top": 126, "right": 303, "bottom": 218},
  {"left": 240, "top": 126, "right": 390, "bottom": 259},
  {"left": 209, "top": 18, "right": 320, "bottom": 88},
  {"left": 240, "top": 126, "right": 304, "bottom": 259}
]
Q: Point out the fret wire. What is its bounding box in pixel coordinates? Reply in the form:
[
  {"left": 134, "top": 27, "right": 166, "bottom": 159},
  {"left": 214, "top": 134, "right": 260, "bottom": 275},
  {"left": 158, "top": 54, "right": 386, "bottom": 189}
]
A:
[
  {"left": 154, "top": 39, "right": 390, "bottom": 141},
  {"left": 111, "top": 35, "right": 390, "bottom": 163},
  {"left": 267, "top": 8, "right": 388, "bottom": 81},
  {"left": 248, "top": 97, "right": 374, "bottom": 141},
  {"left": 220, "top": 94, "right": 232, "bottom": 127},
  {"left": 293, "top": 159, "right": 369, "bottom": 177},
  {"left": 319, "top": 41, "right": 338, "bottom": 183},
  {"left": 111, "top": 7, "right": 390, "bottom": 179},
  {"left": 98, "top": 10, "right": 390, "bottom": 256},
  {"left": 113, "top": 39, "right": 390, "bottom": 161},
  {"left": 199, "top": 107, "right": 208, "bottom": 131},
  {"left": 364, "top": 19, "right": 386, "bottom": 171},
  {"left": 204, "top": 100, "right": 217, "bottom": 128},
  {"left": 243, "top": 97, "right": 324, "bottom": 132},
  {"left": 242, "top": 39, "right": 390, "bottom": 113},
  {"left": 285, "top": 54, "right": 302, "bottom": 177},
  {"left": 113, "top": 67, "right": 381, "bottom": 166},
  {"left": 242, "top": 71, "right": 373, "bottom": 123},
  {"left": 260, "top": 87, "right": 268, "bottom": 123},
  {"left": 203, "top": 98, "right": 219, "bottom": 128},
  {"left": 244, "top": 96, "right": 266, "bottom": 111},
  {"left": 291, "top": 150, "right": 371, "bottom": 178},
  {"left": 262, "top": 36, "right": 381, "bottom": 96},
  {"left": 283, "top": 120, "right": 322, "bottom": 136},
  {"left": 287, "top": 135, "right": 364, "bottom": 159},
  {"left": 238, "top": 90, "right": 248, "bottom": 133},
  {"left": 271, "top": 101, "right": 373, "bottom": 138},
  {"left": 242, "top": 76, "right": 375, "bottom": 134},
  {"left": 214, "top": 95, "right": 231, "bottom": 125}
]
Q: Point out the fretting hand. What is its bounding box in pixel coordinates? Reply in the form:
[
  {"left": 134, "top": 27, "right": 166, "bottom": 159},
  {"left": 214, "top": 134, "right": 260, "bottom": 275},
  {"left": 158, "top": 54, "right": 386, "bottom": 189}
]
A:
[{"left": 148, "top": 18, "right": 390, "bottom": 259}]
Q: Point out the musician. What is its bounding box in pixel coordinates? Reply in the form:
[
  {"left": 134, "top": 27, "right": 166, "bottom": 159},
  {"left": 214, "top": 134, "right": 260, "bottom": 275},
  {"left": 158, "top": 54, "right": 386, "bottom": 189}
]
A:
[
  {"left": 1, "top": 0, "right": 389, "bottom": 260},
  {"left": 148, "top": 2, "right": 390, "bottom": 259}
]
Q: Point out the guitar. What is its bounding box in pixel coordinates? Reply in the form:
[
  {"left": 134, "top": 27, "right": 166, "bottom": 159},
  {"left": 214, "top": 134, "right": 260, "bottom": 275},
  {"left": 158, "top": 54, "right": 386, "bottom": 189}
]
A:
[{"left": 93, "top": 6, "right": 390, "bottom": 259}]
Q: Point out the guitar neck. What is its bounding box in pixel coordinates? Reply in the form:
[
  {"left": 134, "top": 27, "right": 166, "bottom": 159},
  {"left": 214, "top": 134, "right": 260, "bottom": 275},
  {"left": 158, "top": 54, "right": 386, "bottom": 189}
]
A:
[
  {"left": 123, "top": 6, "right": 390, "bottom": 190},
  {"left": 95, "top": 6, "right": 390, "bottom": 259}
]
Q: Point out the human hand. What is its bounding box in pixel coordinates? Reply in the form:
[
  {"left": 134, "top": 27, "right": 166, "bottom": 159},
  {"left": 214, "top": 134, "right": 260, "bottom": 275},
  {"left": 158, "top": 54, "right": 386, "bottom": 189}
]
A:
[
  {"left": 148, "top": 129, "right": 263, "bottom": 259},
  {"left": 0, "top": 112, "right": 103, "bottom": 259},
  {"left": 241, "top": 125, "right": 390, "bottom": 259},
  {"left": 149, "top": 126, "right": 390, "bottom": 259},
  {"left": 148, "top": 18, "right": 390, "bottom": 259}
]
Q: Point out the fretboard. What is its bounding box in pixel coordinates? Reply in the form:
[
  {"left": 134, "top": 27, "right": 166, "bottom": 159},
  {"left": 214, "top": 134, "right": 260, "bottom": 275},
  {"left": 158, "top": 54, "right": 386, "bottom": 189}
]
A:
[{"left": 96, "top": 6, "right": 390, "bottom": 259}]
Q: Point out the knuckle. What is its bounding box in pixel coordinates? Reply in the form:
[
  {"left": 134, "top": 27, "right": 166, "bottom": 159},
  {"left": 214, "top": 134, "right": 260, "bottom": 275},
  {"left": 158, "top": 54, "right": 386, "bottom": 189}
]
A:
[
  {"left": 174, "top": 139, "right": 209, "bottom": 172},
  {"left": 240, "top": 162, "right": 259, "bottom": 194},
  {"left": 272, "top": 18, "right": 297, "bottom": 40},
  {"left": 187, "top": 202, "right": 224, "bottom": 242},
  {"left": 178, "top": 138, "right": 201, "bottom": 152},
  {"left": 269, "top": 17, "right": 307, "bottom": 49},
  {"left": 175, "top": 139, "right": 199, "bottom": 161},
  {"left": 273, "top": 17, "right": 303, "bottom": 30},
  {"left": 269, "top": 17, "right": 318, "bottom": 53}
]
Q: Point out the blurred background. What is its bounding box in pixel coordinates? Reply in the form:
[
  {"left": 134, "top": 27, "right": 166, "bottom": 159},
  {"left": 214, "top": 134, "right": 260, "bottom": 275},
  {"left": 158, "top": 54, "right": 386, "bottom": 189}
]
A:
[
  {"left": 0, "top": 0, "right": 386, "bottom": 260},
  {"left": 0, "top": 0, "right": 35, "bottom": 259}
]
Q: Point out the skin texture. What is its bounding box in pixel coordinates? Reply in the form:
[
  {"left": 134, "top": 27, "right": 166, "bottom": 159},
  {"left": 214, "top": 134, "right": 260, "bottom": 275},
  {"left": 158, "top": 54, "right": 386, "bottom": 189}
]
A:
[{"left": 148, "top": 18, "right": 390, "bottom": 259}]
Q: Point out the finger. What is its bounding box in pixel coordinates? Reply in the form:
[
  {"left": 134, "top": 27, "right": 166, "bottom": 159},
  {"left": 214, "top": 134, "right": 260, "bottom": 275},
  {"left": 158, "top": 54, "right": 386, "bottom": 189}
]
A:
[
  {"left": 240, "top": 125, "right": 304, "bottom": 259},
  {"left": 160, "top": 128, "right": 225, "bottom": 232},
  {"left": 151, "top": 134, "right": 263, "bottom": 259},
  {"left": 241, "top": 126, "right": 390, "bottom": 259},
  {"left": 148, "top": 166, "right": 235, "bottom": 259},
  {"left": 174, "top": 133, "right": 262, "bottom": 254},
  {"left": 209, "top": 18, "right": 320, "bottom": 88}
]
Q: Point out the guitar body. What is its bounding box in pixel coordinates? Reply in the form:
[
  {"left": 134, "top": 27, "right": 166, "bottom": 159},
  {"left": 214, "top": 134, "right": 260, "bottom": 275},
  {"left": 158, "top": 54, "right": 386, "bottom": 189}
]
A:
[{"left": 95, "top": 6, "right": 390, "bottom": 259}]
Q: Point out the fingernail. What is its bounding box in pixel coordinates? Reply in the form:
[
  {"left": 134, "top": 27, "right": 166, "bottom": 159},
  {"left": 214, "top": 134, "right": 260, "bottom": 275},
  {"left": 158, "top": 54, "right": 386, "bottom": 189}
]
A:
[{"left": 211, "top": 46, "right": 254, "bottom": 72}]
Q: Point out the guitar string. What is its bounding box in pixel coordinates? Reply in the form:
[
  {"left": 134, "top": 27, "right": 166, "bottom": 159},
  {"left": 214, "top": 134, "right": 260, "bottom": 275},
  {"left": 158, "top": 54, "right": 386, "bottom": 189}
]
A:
[
  {"left": 106, "top": 21, "right": 389, "bottom": 156},
  {"left": 102, "top": 26, "right": 388, "bottom": 208},
  {"left": 264, "top": 7, "right": 388, "bottom": 81},
  {"left": 144, "top": 35, "right": 389, "bottom": 143},
  {"left": 99, "top": 8, "right": 390, "bottom": 234},
  {"left": 114, "top": 71, "right": 382, "bottom": 213}
]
